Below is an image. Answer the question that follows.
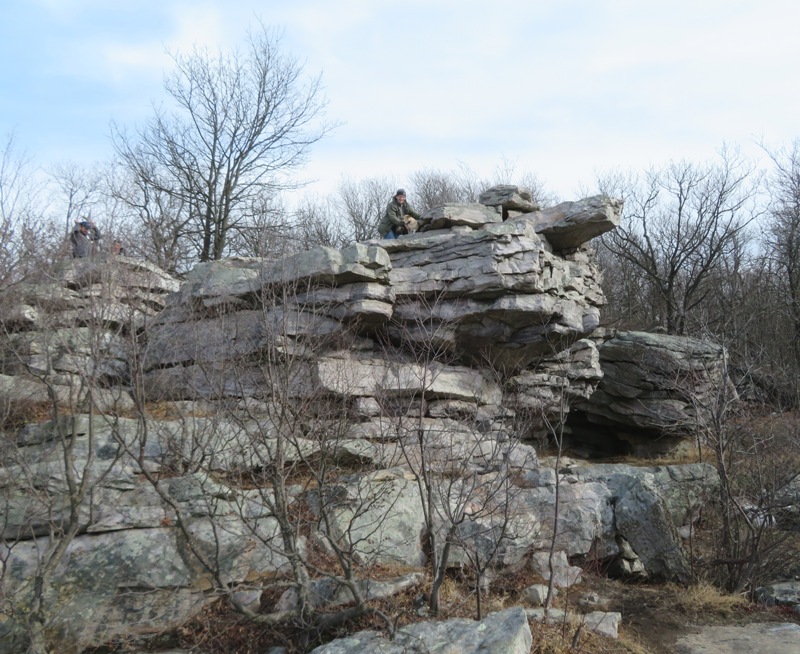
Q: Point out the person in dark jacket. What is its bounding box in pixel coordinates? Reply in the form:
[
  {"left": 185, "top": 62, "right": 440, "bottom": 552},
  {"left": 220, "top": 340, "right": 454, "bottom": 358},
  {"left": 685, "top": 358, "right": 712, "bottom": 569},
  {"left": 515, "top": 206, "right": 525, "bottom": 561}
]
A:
[
  {"left": 378, "top": 189, "right": 421, "bottom": 239},
  {"left": 70, "top": 219, "right": 101, "bottom": 258}
]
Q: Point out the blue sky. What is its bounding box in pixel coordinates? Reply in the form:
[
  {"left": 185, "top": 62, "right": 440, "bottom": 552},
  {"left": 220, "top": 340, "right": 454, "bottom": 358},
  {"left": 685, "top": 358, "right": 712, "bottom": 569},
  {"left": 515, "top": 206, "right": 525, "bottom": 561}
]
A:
[{"left": 2, "top": 0, "right": 798, "bottom": 201}]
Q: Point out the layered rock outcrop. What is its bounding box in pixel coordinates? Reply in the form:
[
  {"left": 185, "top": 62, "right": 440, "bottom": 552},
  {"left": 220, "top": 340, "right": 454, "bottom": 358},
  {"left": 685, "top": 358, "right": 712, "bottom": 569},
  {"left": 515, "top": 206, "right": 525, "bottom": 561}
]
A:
[
  {"left": 0, "top": 256, "right": 177, "bottom": 415},
  {"left": 0, "top": 189, "right": 725, "bottom": 654},
  {"left": 568, "top": 329, "right": 737, "bottom": 456}
]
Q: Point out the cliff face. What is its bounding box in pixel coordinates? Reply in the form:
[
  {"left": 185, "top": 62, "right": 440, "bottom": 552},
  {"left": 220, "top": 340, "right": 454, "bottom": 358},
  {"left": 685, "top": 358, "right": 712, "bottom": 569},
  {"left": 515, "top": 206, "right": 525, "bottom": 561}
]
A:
[
  {"left": 139, "top": 194, "right": 621, "bottom": 429},
  {"left": 0, "top": 190, "right": 724, "bottom": 654}
]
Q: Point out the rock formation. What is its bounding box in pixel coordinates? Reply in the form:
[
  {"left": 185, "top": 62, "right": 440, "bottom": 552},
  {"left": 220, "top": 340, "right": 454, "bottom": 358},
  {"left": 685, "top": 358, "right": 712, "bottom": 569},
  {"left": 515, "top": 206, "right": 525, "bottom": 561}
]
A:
[
  {"left": 0, "top": 189, "right": 726, "bottom": 654},
  {"left": 311, "top": 607, "right": 532, "bottom": 654},
  {"left": 568, "top": 329, "right": 738, "bottom": 457},
  {"left": 0, "top": 256, "right": 177, "bottom": 416}
]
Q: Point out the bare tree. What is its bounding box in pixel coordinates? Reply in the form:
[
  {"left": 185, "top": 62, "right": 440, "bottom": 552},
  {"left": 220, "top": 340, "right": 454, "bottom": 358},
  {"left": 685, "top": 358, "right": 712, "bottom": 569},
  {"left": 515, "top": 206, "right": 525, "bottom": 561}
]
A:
[
  {"left": 380, "top": 292, "right": 534, "bottom": 619},
  {"left": 598, "top": 148, "right": 759, "bottom": 335},
  {"left": 112, "top": 24, "right": 334, "bottom": 263},
  {"left": 48, "top": 161, "right": 102, "bottom": 237},
  {"left": 116, "top": 260, "right": 409, "bottom": 651},
  {"left": 410, "top": 162, "right": 555, "bottom": 213},
  {"left": 410, "top": 168, "right": 469, "bottom": 211},
  {"left": 762, "top": 140, "right": 800, "bottom": 389},
  {"left": 0, "top": 134, "right": 54, "bottom": 288},
  {"left": 105, "top": 162, "right": 195, "bottom": 273},
  {"left": 337, "top": 176, "right": 397, "bottom": 242},
  {"left": 686, "top": 340, "right": 800, "bottom": 593},
  {"left": 0, "top": 263, "right": 134, "bottom": 653},
  {"left": 291, "top": 196, "right": 349, "bottom": 250}
]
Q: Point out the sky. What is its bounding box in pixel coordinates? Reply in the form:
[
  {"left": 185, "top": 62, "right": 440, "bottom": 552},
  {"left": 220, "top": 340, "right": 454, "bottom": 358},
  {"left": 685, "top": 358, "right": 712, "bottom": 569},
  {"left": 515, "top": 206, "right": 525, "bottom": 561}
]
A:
[{"left": 1, "top": 0, "right": 799, "bottom": 203}]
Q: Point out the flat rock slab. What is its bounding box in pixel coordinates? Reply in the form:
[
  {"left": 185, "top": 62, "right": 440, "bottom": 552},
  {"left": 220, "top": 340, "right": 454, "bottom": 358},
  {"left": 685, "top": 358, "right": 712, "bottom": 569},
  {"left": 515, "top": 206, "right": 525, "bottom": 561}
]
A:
[
  {"left": 675, "top": 622, "right": 800, "bottom": 653},
  {"left": 755, "top": 580, "right": 800, "bottom": 606},
  {"left": 310, "top": 607, "right": 531, "bottom": 654}
]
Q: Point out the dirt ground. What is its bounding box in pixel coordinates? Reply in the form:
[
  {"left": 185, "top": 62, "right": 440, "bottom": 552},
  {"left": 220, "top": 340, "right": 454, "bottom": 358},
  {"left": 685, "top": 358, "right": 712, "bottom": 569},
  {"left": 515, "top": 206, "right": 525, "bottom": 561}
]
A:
[
  {"left": 558, "top": 576, "right": 799, "bottom": 654},
  {"left": 164, "top": 568, "right": 799, "bottom": 654}
]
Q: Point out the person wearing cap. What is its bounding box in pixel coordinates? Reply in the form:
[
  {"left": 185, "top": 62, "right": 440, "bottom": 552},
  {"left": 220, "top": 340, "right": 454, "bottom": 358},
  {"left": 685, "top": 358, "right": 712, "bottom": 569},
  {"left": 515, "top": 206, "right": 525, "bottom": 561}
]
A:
[
  {"left": 70, "top": 218, "right": 102, "bottom": 258},
  {"left": 378, "top": 189, "right": 421, "bottom": 239}
]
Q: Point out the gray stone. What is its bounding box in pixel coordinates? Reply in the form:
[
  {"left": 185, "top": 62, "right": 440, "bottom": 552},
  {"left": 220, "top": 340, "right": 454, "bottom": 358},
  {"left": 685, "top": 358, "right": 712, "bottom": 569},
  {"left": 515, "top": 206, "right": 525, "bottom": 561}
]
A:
[
  {"left": 522, "top": 583, "right": 555, "bottom": 605},
  {"left": 144, "top": 308, "right": 343, "bottom": 368},
  {"left": 755, "top": 581, "right": 800, "bottom": 607},
  {"left": 310, "top": 471, "right": 426, "bottom": 567},
  {"left": 274, "top": 572, "right": 423, "bottom": 612},
  {"left": 380, "top": 224, "right": 606, "bottom": 370},
  {"left": 231, "top": 589, "right": 263, "bottom": 613},
  {"left": 421, "top": 202, "right": 503, "bottom": 229},
  {"left": 583, "top": 611, "right": 622, "bottom": 639},
  {"left": 772, "top": 476, "right": 800, "bottom": 530},
  {"left": 310, "top": 607, "right": 531, "bottom": 654},
  {"left": 525, "top": 607, "right": 622, "bottom": 639},
  {"left": 440, "top": 490, "right": 540, "bottom": 569},
  {"left": 675, "top": 622, "right": 800, "bottom": 653},
  {"left": 479, "top": 184, "right": 540, "bottom": 214},
  {"left": 312, "top": 356, "right": 503, "bottom": 405},
  {"left": 570, "top": 330, "right": 737, "bottom": 456},
  {"left": 528, "top": 550, "right": 583, "bottom": 588},
  {"left": 573, "top": 463, "right": 716, "bottom": 581},
  {"left": 52, "top": 257, "right": 179, "bottom": 295},
  {"left": 577, "top": 592, "right": 612, "bottom": 611},
  {"left": 511, "top": 462, "right": 715, "bottom": 581},
  {"left": 0, "top": 373, "right": 134, "bottom": 415},
  {"left": 168, "top": 246, "right": 392, "bottom": 310},
  {"left": 527, "top": 195, "right": 622, "bottom": 250},
  {"left": 352, "top": 396, "right": 383, "bottom": 417},
  {"left": 506, "top": 338, "right": 603, "bottom": 418},
  {"left": 1, "top": 518, "right": 289, "bottom": 653}
]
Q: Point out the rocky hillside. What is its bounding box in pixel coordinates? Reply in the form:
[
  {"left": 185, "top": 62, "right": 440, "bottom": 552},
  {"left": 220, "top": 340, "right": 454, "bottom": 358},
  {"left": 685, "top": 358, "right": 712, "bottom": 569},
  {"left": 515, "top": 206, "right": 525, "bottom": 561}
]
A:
[{"left": 0, "top": 189, "right": 751, "bottom": 654}]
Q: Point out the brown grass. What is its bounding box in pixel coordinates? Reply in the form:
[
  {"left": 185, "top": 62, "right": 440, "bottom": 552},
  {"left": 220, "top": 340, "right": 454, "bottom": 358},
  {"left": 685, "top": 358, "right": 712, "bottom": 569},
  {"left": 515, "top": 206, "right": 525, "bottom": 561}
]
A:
[
  {"left": 0, "top": 399, "right": 54, "bottom": 432},
  {"left": 672, "top": 581, "right": 747, "bottom": 617},
  {"left": 594, "top": 444, "right": 714, "bottom": 467},
  {"left": 531, "top": 618, "right": 649, "bottom": 654}
]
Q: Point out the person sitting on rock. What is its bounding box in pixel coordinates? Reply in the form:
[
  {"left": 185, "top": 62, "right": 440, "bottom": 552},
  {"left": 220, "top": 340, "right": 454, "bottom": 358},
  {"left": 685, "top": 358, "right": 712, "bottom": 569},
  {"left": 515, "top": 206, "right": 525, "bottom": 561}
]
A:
[
  {"left": 378, "top": 189, "right": 421, "bottom": 239},
  {"left": 70, "top": 218, "right": 102, "bottom": 258}
]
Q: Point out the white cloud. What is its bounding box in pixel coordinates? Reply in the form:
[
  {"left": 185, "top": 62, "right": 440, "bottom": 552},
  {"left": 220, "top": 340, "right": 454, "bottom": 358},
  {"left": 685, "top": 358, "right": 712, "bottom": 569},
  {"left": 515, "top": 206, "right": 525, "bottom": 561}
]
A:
[
  {"left": 2, "top": 0, "right": 799, "bottom": 200},
  {"left": 163, "top": 2, "right": 228, "bottom": 52}
]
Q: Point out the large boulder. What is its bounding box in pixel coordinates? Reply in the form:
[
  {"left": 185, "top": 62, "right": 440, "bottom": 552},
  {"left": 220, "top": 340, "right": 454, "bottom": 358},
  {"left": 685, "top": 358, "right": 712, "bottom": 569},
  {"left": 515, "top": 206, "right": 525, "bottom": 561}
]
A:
[
  {"left": 526, "top": 195, "right": 622, "bottom": 250},
  {"left": 141, "top": 203, "right": 611, "bottom": 436},
  {"left": 156, "top": 245, "right": 391, "bottom": 311},
  {"left": 514, "top": 462, "right": 717, "bottom": 582},
  {"left": 568, "top": 330, "right": 738, "bottom": 456},
  {"left": 421, "top": 202, "right": 503, "bottom": 229},
  {"left": 310, "top": 607, "right": 532, "bottom": 654},
  {"left": 479, "top": 184, "right": 541, "bottom": 216}
]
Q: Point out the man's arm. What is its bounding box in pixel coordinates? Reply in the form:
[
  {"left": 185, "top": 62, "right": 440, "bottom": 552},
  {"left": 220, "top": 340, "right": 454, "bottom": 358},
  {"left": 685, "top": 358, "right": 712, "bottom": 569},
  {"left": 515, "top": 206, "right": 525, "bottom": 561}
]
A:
[
  {"left": 386, "top": 203, "right": 404, "bottom": 227},
  {"left": 406, "top": 204, "right": 422, "bottom": 220}
]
